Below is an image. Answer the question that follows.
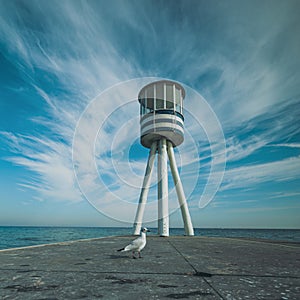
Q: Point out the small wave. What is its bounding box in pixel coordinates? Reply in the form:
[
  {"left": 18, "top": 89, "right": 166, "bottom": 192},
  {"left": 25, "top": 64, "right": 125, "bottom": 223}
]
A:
[{"left": 17, "top": 237, "right": 42, "bottom": 241}]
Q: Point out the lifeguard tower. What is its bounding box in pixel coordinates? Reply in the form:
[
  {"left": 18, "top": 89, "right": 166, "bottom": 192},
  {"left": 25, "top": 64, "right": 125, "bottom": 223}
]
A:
[{"left": 133, "top": 80, "right": 194, "bottom": 236}]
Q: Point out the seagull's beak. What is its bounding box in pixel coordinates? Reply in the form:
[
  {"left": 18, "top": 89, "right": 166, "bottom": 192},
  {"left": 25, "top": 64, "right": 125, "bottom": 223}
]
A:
[{"left": 147, "top": 229, "right": 151, "bottom": 232}]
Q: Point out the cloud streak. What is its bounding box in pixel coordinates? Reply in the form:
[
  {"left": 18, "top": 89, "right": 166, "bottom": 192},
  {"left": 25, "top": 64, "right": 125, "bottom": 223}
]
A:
[{"left": 220, "top": 156, "right": 300, "bottom": 191}]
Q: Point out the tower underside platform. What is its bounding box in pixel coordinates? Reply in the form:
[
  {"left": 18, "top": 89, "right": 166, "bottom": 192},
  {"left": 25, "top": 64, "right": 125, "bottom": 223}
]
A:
[{"left": 141, "top": 131, "right": 183, "bottom": 149}]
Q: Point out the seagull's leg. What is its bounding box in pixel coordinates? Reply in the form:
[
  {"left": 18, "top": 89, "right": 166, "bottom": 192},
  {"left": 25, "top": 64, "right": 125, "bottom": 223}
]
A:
[
  {"left": 138, "top": 251, "right": 142, "bottom": 258},
  {"left": 132, "top": 251, "right": 136, "bottom": 259}
]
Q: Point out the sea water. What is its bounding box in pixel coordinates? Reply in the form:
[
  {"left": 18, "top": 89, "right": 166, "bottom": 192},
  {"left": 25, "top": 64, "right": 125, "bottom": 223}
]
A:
[{"left": 0, "top": 226, "right": 299, "bottom": 250}]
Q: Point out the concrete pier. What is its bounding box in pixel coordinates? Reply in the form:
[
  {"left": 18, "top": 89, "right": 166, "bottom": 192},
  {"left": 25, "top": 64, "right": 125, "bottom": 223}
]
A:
[{"left": 0, "top": 236, "right": 299, "bottom": 299}]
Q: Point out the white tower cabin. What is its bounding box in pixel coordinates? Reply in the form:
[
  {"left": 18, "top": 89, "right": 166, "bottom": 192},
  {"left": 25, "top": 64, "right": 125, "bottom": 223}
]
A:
[{"left": 133, "top": 80, "right": 194, "bottom": 236}]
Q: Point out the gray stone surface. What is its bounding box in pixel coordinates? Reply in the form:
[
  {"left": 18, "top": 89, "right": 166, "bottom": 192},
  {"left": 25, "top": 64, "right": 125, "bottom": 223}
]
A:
[{"left": 0, "top": 236, "right": 299, "bottom": 299}]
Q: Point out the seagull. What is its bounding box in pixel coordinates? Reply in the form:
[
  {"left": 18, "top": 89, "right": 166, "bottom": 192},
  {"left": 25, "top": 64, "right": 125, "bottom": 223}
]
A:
[{"left": 117, "top": 227, "right": 150, "bottom": 258}]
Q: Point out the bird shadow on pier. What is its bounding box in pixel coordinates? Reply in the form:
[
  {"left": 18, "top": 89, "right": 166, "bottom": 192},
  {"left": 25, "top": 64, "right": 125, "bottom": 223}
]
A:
[{"left": 108, "top": 254, "right": 128, "bottom": 259}]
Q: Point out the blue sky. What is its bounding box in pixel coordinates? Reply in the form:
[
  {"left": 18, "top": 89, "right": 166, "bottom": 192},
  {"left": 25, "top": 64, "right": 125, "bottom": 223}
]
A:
[{"left": 0, "top": 0, "right": 299, "bottom": 228}]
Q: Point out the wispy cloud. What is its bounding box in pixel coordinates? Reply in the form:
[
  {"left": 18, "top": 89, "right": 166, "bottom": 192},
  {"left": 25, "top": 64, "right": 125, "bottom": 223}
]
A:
[
  {"left": 224, "top": 205, "right": 300, "bottom": 214},
  {"left": 0, "top": 1, "right": 141, "bottom": 206},
  {"left": 269, "top": 143, "right": 300, "bottom": 149},
  {"left": 220, "top": 156, "right": 300, "bottom": 191},
  {"left": 268, "top": 192, "right": 300, "bottom": 199},
  {"left": 0, "top": 131, "right": 81, "bottom": 202}
]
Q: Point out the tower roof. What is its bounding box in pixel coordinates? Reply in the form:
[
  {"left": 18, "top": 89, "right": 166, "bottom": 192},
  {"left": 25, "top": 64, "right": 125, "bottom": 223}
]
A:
[{"left": 138, "top": 80, "right": 185, "bottom": 102}]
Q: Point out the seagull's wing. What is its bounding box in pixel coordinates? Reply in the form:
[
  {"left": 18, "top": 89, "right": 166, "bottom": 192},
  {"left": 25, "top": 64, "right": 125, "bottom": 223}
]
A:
[{"left": 123, "top": 236, "right": 143, "bottom": 251}]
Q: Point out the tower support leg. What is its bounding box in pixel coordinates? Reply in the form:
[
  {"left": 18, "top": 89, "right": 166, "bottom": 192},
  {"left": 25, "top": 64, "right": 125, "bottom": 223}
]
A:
[
  {"left": 167, "top": 141, "right": 194, "bottom": 236},
  {"left": 133, "top": 141, "right": 157, "bottom": 235},
  {"left": 158, "top": 138, "right": 169, "bottom": 236}
]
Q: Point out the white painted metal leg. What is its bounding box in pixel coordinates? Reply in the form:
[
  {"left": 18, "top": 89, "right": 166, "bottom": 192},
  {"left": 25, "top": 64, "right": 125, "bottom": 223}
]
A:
[
  {"left": 167, "top": 141, "right": 194, "bottom": 236},
  {"left": 158, "top": 138, "right": 169, "bottom": 236},
  {"left": 133, "top": 141, "right": 157, "bottom": 235}
]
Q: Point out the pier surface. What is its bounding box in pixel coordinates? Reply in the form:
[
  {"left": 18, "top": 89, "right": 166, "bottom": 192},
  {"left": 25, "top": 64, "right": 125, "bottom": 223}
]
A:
[{"left": 0, "top": 236, "right": 299, "bottom": 299}]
